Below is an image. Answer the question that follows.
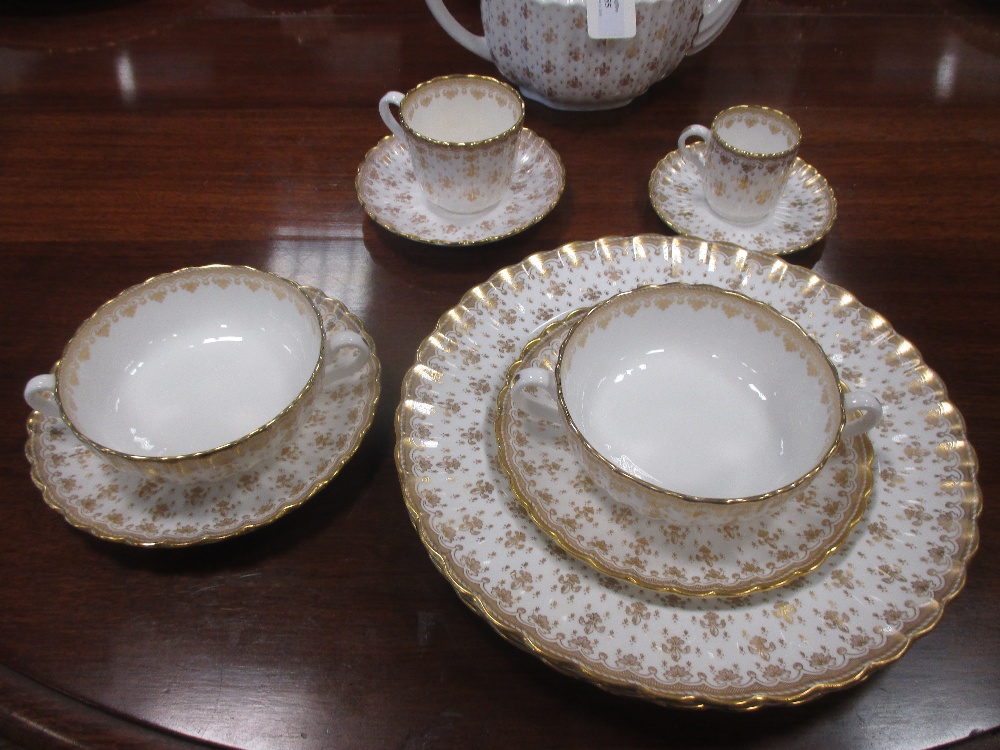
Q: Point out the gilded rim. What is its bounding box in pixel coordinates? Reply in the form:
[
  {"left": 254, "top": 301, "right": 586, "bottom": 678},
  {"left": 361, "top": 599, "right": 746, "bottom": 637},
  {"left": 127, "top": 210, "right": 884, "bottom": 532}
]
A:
[
  {"left": 50, "top": 265, "right": 325, "bottom": 469},
  {"left": 395, "top": 234, "right": 981, "bottom": 709},
  {"left": 710, "top": 104, "right": 801, "bottom": 159},
  {"left": 26, "top": 286, "right": 381, "bottom": 547},
  {"left": 552, "top": 283, "right": 847, "bottom": 507},
  {"left": 398, "top": 74, "right": 525, "bottom": 148},
  {"left": 495, "top": 310, "right": 874, "bottom": 597},
  {"left": 648, "top": 145, "right": 838, "bottom": 255},
  {"left": 355, "top": 129, "right": 565, "bottom": 246}
]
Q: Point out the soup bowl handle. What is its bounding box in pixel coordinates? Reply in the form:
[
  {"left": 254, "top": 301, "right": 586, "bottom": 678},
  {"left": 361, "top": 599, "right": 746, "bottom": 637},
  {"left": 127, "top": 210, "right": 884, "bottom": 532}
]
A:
[
  {"left": 842, "top": 391, "right": 883, "bottom": 439},
  {"left": 511, "top": 366, "right": 563, "bottom": 422}
]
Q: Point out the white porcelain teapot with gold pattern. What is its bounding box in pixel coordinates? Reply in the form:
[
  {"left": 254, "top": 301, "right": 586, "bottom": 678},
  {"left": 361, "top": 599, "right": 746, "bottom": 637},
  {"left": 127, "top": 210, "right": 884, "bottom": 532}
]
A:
[{"left": 425, "top": 0, "right": 743, "bottom": 110}]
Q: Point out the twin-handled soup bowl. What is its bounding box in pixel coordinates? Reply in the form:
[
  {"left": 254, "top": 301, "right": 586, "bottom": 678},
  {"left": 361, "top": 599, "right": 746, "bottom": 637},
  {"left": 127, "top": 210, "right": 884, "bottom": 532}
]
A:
[
  {"left": 24, "top": 266, "right": 369, "bottom": 484},
  {"left": 513, "top": 283, "right": 882, "bottom": 523}
]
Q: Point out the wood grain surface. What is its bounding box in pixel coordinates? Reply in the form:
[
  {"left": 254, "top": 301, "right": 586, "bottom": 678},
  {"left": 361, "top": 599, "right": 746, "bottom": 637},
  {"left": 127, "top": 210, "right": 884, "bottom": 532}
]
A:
[{"left": 0, "top": 0, "right": 998, "bottom": 748}]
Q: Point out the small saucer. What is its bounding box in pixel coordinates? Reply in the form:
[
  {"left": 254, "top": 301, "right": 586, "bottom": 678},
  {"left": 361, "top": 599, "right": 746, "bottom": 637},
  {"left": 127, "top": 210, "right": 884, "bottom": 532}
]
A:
[
  {"left": 649, "top": 143, "right": 837, "bottom": 255},
  {"left": 496, "top": 313, "right": 873, "bottom": 597},
  {"left": 25, "top": 287, "right": 380, "bottom": 547},
  {"left": 356, "top": 128, "right": 565, "bottom": 246}
]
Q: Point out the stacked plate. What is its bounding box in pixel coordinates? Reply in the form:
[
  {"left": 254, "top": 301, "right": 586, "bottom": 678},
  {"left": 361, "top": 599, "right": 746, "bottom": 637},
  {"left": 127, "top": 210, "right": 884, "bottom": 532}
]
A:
[{"left": 396, "top": 234, "right": 980, "bottom": 708}]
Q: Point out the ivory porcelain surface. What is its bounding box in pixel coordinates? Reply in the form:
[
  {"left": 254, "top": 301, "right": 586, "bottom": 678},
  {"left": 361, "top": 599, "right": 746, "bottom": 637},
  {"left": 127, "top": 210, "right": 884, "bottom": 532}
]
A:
[
  {"left": 679, "top": 105, "right": 801, "bottom": 224},
  {"left": 395, "top": 235, "right": 980, "bottom": 708},
  {"left": 24, "top": 266, "right": 329, "bottom": 483},
  {"left": 551, "top": 283, "right": 843, "bottom": 514},
  {"left": 649, "top": 143, "right": 837, "bottom": 254},
  {"left": 356, "top": 129, "right": 564, "bottom": 245},
  {"left": 378, "top": 75, "right": 524, "bottom": 214},
  {"left": 496, "top": 311, "right": 873, "bottom": 596},
  {"left": 425, "top": 0, "right": 743, "bottom": 110},
  {"left": 26, "top": 288, "right": 380, "bottom": 547},
  {"left": 24, "top": 266, "right": 370, "bottom": 483}
]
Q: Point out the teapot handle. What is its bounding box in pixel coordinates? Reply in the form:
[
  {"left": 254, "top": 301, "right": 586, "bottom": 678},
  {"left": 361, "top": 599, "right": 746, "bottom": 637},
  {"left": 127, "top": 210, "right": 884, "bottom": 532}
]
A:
[
  {"left": 424, "top": 0, "right": 492, "bottom": 61},
  {"left": 688, "top": 0, "right": 743, "bottom": 56}
]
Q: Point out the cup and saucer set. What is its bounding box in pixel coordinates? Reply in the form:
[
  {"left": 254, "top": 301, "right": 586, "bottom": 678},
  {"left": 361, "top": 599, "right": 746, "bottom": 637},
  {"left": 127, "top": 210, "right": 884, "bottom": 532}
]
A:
[
  {"left": 356, "top": 75, "right": 566, "bottom": 247},
  {"left": 649, "top": 105, "right": 837, "bottom": 255}
]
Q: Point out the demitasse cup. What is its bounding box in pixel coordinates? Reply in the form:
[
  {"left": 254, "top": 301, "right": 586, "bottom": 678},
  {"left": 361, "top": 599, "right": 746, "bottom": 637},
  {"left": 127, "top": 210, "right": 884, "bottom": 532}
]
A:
[
  {"left": 512, "top": 283, "right": 882, "bottom": 522},
  {"left": 378, "top": 74, "right": 525, "bottom": 214},
  {"left": 24, "top": 265, "right": 370, "bottom": 484},
  {"left": 678, "top": 105, "right": 801, "bottom": 224}
]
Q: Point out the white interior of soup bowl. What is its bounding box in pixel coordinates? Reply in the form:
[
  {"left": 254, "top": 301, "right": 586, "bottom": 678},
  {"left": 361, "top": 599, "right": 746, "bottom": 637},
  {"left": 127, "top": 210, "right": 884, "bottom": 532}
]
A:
[
  {"left": 558, "top": 284, "right": 842, "bottom": 501},
  {"left": 59, "top": 268, "right": 322, "bottom": 458}
]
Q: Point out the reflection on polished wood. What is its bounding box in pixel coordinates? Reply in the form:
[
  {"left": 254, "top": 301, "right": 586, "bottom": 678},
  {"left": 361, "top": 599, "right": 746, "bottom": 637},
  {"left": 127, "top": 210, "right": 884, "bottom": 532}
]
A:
[{"left": 0, "top": 0, "right": 998, "bottom": 748}]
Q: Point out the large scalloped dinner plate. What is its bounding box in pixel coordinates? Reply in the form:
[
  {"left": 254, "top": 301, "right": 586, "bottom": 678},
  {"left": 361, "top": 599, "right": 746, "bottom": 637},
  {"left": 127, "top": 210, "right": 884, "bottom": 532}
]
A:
[{"left": 395, "top": 235, "right": 980, "bottom": 709}]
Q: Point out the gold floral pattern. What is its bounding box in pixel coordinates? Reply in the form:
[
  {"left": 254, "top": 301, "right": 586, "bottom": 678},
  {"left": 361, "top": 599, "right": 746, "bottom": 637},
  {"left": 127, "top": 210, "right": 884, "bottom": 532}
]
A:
[
  {"left": 649, "top": 144, "right": 837, "bottom": 255},
  {"left": 49, "top": 266, "right": 324, "bottom": 483},
  {"left": 480, "top": 0, "right": 705, "bottom": 109},
  {"left": 396, "top": 75, "right": 523, "bottom": 214},
  {"left": 546, "top": 283, "right": 847, "bottom": 519},
  {"left": 704, "top": 108, "right": 800, "bottom": 226},
  {"left": 357, "top": 129, "right": 564, "bottom": 246},
  {"left": 396, "top": 235, "right": 980, "bottom": 709},
  {"left": 26, "top": 288, "right": 380, "bottom": 547},
  {"left": 496, "top": 313, "right": 872, "bottom": 596}
]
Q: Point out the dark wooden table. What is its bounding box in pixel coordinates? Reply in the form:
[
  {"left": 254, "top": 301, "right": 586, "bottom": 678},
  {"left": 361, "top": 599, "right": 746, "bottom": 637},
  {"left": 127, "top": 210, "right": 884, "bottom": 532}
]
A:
[{"left": 1, "top": 0, "right": 998, "bottom": 748}]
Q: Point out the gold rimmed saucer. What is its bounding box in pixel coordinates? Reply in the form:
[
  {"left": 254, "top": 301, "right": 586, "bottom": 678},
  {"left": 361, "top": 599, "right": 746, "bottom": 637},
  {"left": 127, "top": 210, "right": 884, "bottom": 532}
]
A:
[
  {"left": 25, "top": 287, "right": 380, "bottom": 547},
  {"left": 496, "top": 312, "right": 873, "bottom": 597},
  {"left": 649, "top": 143, "right": 837, "bottom": 255},
  {"left": 356, "top": 128, "right": 564, "bottom": 246}
]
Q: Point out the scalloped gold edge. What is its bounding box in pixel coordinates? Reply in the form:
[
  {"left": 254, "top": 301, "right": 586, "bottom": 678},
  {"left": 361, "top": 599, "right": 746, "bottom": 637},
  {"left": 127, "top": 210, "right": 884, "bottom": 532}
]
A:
[
  {"left": 394, "top": 234, "right": 982, "bottom": 710},
  {"left": 25, "top": 284, "right": 381, "bottom": 548},
  {"left": 356, "top": 128, "right": 566, "bottom": 247},
  {"left": 493, "top": 311, "right": 874, "bottom": 598},
  {"left": 648, "top": 146, "right": 838, "bottom": 256}
]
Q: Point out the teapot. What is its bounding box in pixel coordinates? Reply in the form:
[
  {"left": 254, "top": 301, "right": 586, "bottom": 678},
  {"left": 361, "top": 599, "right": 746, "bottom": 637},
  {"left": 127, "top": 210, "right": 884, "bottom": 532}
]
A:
[{"left": 425, "top": 0, "right": 743, "bottom": 110}]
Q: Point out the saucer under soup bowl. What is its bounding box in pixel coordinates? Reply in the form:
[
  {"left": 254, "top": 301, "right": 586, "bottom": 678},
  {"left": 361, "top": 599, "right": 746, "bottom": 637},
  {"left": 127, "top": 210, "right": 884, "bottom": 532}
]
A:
[
  {"left": 24, "top": 265, "right": 364, "bottom": 483},
  {"left": 514, "top": 283, "right": 881, "bottom": 524}
]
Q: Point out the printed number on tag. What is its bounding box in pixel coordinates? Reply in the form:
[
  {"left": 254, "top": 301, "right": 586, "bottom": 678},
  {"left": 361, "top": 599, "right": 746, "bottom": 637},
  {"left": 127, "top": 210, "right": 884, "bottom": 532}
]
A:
[{"left": 586, "top": 0, "right": 637, "bottom": 39}]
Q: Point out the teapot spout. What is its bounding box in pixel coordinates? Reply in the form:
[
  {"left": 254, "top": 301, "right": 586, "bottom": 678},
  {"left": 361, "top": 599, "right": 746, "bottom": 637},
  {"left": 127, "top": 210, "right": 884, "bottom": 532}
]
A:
[
  {"left": 688, "top": 0, "right": 743, "bottom": 55},
  {"left": 425, "top": 0, "right": 492, "bottom": 61}
]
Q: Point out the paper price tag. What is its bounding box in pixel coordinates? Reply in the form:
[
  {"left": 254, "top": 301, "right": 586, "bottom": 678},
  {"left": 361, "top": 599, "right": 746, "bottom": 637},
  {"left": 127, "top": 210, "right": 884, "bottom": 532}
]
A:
[{"left": 586, "top": 0, "right": 637, "bottom": 40}]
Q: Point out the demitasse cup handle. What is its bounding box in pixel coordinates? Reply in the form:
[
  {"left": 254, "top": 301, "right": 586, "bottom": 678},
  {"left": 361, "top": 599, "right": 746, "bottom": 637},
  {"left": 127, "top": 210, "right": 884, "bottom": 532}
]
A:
[
  {"left": 842, "top": 391, "right": 883, "bottom": 439},
  {"left": 325, "top": 330, "right": 370, "bottom": 381},
  {"left": 378, "top": 91, "right": 408, "bottom": 141},
  {"left": 24, "top": 374, "right": 62, "bottom": 419},
  {"left": 678, "top": 124, "right": 711, "bottom": 171},
  {"left": 511, "top": 367, "right": 562, "bottom": 422}
]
